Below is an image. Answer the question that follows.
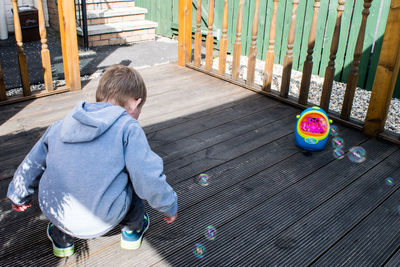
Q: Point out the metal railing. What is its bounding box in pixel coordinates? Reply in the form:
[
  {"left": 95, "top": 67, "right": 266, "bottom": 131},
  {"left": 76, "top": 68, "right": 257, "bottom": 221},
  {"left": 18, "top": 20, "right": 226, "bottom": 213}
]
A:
[{"left": 75, "top": 0, "right": 89, "bottom": 50}]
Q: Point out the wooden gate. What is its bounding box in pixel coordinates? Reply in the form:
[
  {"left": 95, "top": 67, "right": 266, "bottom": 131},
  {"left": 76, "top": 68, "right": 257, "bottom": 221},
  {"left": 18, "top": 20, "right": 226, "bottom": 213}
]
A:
[{"left": 0, "top": 0, "right": 81, "bottom": 105}]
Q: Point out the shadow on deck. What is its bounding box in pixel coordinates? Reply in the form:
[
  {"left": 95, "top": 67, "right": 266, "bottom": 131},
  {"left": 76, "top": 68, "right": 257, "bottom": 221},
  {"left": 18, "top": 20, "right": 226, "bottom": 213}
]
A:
[{"left": 1, "top": 63, "right": 400, "bottom": 266}]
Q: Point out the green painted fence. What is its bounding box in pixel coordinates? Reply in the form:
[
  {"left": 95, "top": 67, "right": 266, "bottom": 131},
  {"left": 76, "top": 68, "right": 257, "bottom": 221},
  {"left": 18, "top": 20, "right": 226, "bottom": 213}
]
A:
[{"left": 136, "top": 0, "right": 400, "bottom": 98}]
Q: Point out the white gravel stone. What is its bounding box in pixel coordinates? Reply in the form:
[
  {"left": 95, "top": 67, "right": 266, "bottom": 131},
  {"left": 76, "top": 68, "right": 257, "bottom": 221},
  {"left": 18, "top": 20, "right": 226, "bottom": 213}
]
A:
[{"left": 210, "top": 55, "right": 400, "bottom": 135}]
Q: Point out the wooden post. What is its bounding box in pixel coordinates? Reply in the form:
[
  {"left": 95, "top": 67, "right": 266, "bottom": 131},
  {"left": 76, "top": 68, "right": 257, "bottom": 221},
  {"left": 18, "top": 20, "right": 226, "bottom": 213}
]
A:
[
  {"left": 58, "top": 0, "right": 81, "bottom": 91},
  {"left": 262, "top": 0, "right": 279, "bottom": 92},
  {"left": 320, "top": 0, "right": 346, "bottom": 111},
  {"left": 178, "top": 0, "right": 193, "bottom": 66},
  {"left": 0, "top": 61, "right": 6, "bottom": 101},
  {"left": 246, "top": 0, "right": 260, "bottom": 85},
  {"left": 280, "top": 0, "right": 299, "bottom": 98},
  {"left": 11, "top": 0, "right": 31, "bottom": 96},
  {"left": 232, "top": 0, "right": 244, "bottom": 80},
  {"left": 364, "top": 0, "right": 400, "bottom": 136},
  {"left": 340, "top": 0, "right": 372, "bottom": 120},
  {"left": 298, "top": 0, "right": 321, "bottom": 104},
  {"left": 193, "top": 0, "right": 202, "bottom": 67},
  {"left": 38, "top": 0, "right": 53, "bottom": 92},
  {"left": 218, "top": 0, "right": 229, "bottom": 75},
  {"left": 205, "top": 0, "right": 215, "bottom": 70}
]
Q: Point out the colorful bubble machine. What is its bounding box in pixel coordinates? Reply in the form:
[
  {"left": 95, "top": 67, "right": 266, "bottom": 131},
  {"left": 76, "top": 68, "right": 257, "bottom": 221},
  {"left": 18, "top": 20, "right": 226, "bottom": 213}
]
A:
[{"left": 295, "top": 106, "right": 332, "bottom": 151}]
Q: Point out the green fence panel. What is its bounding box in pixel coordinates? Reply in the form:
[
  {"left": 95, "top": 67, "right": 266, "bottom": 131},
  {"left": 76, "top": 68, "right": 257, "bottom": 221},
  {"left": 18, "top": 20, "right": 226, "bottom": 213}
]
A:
[
  {"left": 311, "top": 0, "right": 329, "bottom": 75},
  {"left": 292, "top": 0, "right": 307, "bottom": 70}
]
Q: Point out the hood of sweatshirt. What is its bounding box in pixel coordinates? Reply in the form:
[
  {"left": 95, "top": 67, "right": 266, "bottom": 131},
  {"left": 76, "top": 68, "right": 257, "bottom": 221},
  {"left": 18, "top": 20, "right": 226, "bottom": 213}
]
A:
[{"left": 60, "top": 101, "right": 126, "bottom": 143}]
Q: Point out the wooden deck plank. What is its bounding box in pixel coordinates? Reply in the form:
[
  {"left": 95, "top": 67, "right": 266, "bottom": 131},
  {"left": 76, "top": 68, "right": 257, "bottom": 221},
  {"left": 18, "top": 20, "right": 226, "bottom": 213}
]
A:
[
  {"left": 238, "top": 149, "right": 400, "bottom": 266},
  {"left": 386, "top": 248, "right": 400, "bottom": 266},
  {"left": 152, "top": 138, "right": 396, "bottom": 266}
]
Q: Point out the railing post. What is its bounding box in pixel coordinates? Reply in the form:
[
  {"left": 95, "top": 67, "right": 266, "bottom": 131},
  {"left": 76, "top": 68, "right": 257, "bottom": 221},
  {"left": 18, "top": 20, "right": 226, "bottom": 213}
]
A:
[
  {"left": 0, "top": 61, "right": 6, "bottom": 101},
  {"left": 38, "top": 0, "right": 54, "bottom": 92},
  {"left": 232, "top": 0, "right": 244, "bottom": 80},
  {"left": 218, "top": 0, "right": 229, "bottom": 75},
  {"left": 320, "top": 0, "right": 346, "bottom": 110},
  {"left": 364, "top": 0, "right": 400, "bottom": 137},
  {"left": 205, "top": 0, "right": 215, "bottom": 70},
  {"left": 340, "top": 0, "right": 372, "bottom": 120},
  {"left": 11, "top": 0, "right": 31, "bottom": 96},
  {"left": 58, "top": 0, "right": 81, "bottom": 91},
  {"left": 263, "top": 0, "right": 280, "bottom": 92},
  {"left": 246, "top": 0, "right": 260, "bottom": 85},
  {"left": 298, "top": 0, "right": 320, "bottom": 104},
  {"left": 280, "top": 0, "right": 299, "bottom": 98},
  {"left": 193, "top": 0, "right": 202, "bottom": 67},
  {"left": 178, "top": 0, "right": 193, "bottom": 66}
]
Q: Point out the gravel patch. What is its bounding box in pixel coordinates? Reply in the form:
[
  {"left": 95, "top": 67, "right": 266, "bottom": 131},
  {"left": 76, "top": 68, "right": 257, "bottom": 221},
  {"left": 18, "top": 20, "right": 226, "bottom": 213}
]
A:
[{"left": 210, "top": 55, "right": 400, "bottom": 135}]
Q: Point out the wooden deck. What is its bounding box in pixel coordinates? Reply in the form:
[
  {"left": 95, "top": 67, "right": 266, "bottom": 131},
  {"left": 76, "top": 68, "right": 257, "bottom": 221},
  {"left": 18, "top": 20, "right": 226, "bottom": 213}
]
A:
[{"left": 1, "top": 63, "right": 400, "bottom": 266}]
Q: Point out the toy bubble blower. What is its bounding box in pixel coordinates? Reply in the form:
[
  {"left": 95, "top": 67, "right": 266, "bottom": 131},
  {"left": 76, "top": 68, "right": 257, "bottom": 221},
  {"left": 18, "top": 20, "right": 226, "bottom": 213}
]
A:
[{"left": 295, "top": 106, "right": 332, "bottom": 151}]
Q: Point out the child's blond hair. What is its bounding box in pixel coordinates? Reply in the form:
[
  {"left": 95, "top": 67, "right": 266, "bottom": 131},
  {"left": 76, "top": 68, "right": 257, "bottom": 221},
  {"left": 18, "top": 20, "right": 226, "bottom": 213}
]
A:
[{"left": 96, "top": 65, "right": 147, "bottom": 108}]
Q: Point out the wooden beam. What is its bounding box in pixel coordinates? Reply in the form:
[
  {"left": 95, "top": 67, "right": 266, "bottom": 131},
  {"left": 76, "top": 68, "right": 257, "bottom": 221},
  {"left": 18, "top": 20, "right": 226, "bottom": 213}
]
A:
[
  {"left": 178, "top": 0, "right": 193, "bottom": 66},
  {"left": 193, "top": 0, "right": 202, "bottom": 67},
  {"left": 232, "top": 0, "right": 244, "bottom": 80},
  {"left": 218, "top": 0, "right": 229, "bottom": 75},
  {"left": 58, "top": 0, "right": 81, "bottom": 91},
  {"left": 364, "top": 0, "right": 400, "bottom": 136},
  {"left": 205, "top": 0, "right": 215, "bottom": 70}
]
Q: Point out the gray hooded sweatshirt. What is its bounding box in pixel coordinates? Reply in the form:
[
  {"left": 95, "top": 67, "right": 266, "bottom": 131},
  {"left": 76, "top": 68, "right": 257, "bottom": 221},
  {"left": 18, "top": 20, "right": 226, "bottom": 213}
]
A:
[{"left": 8, "top": 101, "right": 178, "bottom": 238}]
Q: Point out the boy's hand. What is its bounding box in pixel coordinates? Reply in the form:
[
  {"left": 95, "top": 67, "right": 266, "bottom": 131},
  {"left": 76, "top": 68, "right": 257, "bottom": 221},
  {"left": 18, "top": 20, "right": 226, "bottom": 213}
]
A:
[
  {"left": 11, "top": 202, "right": 32, "bottom": 212},
  {"left": 164, "top": 212, "right": 177, "bottom": 223}
]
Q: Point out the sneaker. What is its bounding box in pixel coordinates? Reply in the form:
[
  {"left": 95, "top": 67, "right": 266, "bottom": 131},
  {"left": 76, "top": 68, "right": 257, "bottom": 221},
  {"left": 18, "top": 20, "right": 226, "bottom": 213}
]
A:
[
  {"left": 121, "top": 213, "right": 150, "bottom": 250},
  {"left": 47, "top": 223, "right": 75, "bottom": 257}
]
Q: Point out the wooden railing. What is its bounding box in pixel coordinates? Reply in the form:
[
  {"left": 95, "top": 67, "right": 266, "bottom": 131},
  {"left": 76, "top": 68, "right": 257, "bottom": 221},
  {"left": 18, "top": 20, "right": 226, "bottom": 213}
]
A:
[
  {"left": 0, "top": 0, "right": 81, "bottom": 105},
  {"left": 178, "top": 0, "right": 400, "bottom": 143}
]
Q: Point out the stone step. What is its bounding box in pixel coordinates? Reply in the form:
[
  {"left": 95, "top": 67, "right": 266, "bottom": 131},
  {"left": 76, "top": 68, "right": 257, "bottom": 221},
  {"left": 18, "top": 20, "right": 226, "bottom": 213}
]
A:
[
  {"left": 80, "top": 0, "right": 136, "bottom": 10},
  {"left": 82, "top": 7, "right": 147, "bottom": 25},
  {"left": 77, "top": 20, "right": 158, "bottom": 47}
]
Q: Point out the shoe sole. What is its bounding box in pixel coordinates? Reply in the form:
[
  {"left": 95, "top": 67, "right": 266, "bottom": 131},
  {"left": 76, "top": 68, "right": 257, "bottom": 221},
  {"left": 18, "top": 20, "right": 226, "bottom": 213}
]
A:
[
  {"left": 47, "top": 224, "right": 75, "bottom": 257},
  {"left": 121, "top": 215, "right": 150, "bottom": 250}
]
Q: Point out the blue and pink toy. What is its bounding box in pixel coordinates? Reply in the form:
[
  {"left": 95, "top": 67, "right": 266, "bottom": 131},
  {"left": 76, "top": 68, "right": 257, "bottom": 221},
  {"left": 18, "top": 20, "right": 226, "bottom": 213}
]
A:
[{"left": 295, "top": 106, "right": 332, "bottom": 151}]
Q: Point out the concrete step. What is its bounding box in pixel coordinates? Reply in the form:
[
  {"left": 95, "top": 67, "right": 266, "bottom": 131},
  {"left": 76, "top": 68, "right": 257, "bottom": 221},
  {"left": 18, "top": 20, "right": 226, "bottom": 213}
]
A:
[
  {"left": 77, "top": 20, "right": 158, "bottom": 47},
  {"left": 82, "top": 7, "right": 147, "bottom": 25},
  {"left": 81, "top": 0, "right": 136, "bottom": 10}
]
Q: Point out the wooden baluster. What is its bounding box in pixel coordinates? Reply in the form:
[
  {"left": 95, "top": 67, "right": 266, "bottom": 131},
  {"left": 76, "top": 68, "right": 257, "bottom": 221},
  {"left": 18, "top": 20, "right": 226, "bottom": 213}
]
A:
[
  {"left": 320, "top": 0, "right": 346, "bottom": 111},
  {"left": 262, "top": 0, "right": 279, "bottom": 91},
  {"left": 298, "top": 0, "right": 321, "bottom": 105},
  {"left": 364, "top": 1, "right": 400, "bottom": 137},
  {"left": 232, "top": 0, "right": 244, "bottom": 80},
  {"left": 11, "top": 0, "right": 31, "bottom": 96},
  {"left": 218, "top": 0, "right": 229, "bottom": 75},
  {"left": 340, "top": 0, "right": 372, "bottom": 120},
  {"left": 246, "top": 0, "right": 260, "bottom": 85},
  {"left": 0, "top": 61, "right": 6, "bottom": 101},
  {"left": 194, "top": 0, "right": 202, "bottom": 67},
  {"left": 205, "top": 0, "right": 215, "bottom": 70},
  {"left": 280, "top": 0, "right": 299, "bottom": 98},
  {"left": 38, "top": 0, "right": 53, "bottom": 91}
]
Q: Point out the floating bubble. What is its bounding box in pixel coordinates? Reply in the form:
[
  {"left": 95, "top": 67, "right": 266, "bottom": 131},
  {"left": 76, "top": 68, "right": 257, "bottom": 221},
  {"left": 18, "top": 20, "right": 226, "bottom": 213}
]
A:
[
  {"left": 385, "top": 177, "right": 394, "bottom": 186},
  {"left": 205, "top": 225, "right": 217, "bottom": 240},
  {"left": 333, "top": 149, "right": 345, "bottom": 159},
  {"left": 330, "top": 125, "right": 338, "bottom": 136},
  {"left": 332, "top": 137, "right": 344, "bottom": 149},
  {"left": 193, "top": 243, "right": 206, "bottom": 258},
  {"left": 198, "top": 173, "right": 209, "bottom": 186},
  {"left": 348, "top": 146, "right": 366, "bottom": 163}
]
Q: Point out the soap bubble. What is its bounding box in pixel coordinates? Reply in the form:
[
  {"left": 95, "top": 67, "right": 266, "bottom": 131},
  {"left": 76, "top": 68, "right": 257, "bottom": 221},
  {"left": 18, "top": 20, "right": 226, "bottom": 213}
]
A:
[
  {"left": 332, "top": 137, "right": 344, "bottom": 149},
  {"left": 205, "top": 225, "right": 217, "bottom": 240},
  {"left": 193, "top": 243, "right": 206, "bottom": 258},
  {"left": 385, "top": 178, "right": 394, "bottom": 186},
  {"left": 330, "top": 125, "right": 338, "bottom": 136},
  {"left": 333, "top": 149, "right": 345, "bottom": 159},
  {"left": 198, "top": 173, "right": 209, "bottom": 186},
  {"left": 348, "top": 147, "right": 366, "bottom": 163}
]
